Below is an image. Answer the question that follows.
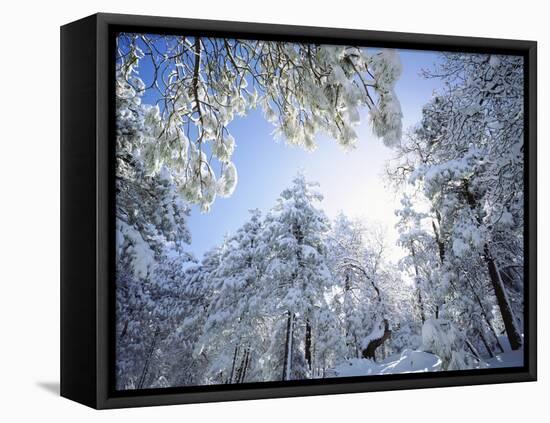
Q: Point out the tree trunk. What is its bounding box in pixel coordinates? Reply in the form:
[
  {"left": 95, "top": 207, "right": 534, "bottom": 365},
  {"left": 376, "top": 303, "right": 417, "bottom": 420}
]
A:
[
  {"left": 346, "top": 263, "right": 392, "bottom": 361},
  {"left": 478, "top": 330, "right": 495, "bottom": 358},
  {"left": 431, "top": 218, "right": 447, "bottom": 317},
  {"left": 235, "top": 345, "right": 250, "bottom": 384},
  {"left": 343, "top": 273, "right": 355, "bottom": 357},
  {"left": 137, "top": 325, "right": 160, "bottom": 389},
  {"left": 228, "top": 345, "right": 239, "bottom": 384},
  {"left": 282, "top": 312, "right": 294, "bottom": 381},
  {"left": 417, "top": 288, "right": 426, "bottom": 324},
  {"left": 484, "top": 244, "right": 522, "bottom": 350},
  {"left": 461, "top": 179, "right": 522, "bottom": 351},
  {"left": 462, "top": 268, "right": 505, "bottom": 353},
  {"left": 465, "top": 339, "right": 481, "bottom": 360},
  {"left": 410, "top": 243, "right": 426, "bottom": 324},
  {"left": 432, "top": 217, "right": 445, "bottom": 263},
  {"left": 362, "top": 319, "right": 391, "bottom": 361},
  {"left": 240, "top": 347, "right": 250, "bottom": 383},
  {"left": 305, "top": 318, "right": 312, "bottom": 371}
]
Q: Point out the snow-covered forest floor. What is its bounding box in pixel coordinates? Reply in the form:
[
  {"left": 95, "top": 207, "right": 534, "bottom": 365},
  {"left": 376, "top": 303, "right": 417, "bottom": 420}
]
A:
[
  {"left": 331, "top": 336, "right": 523, "bottom": 378},
  {"left": 114, "top": 33, "right": 525, "bottom": 389}
]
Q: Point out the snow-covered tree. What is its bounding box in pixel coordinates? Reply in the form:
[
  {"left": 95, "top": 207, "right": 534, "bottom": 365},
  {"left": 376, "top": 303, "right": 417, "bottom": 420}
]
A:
[
  {"left": 115, "top": 63, "right": 199, "bottom": 388},
  {"left": 116, "top": 34, "right": 403, "bottom": 211},
  {"left": 114, "top": 40, "right": 525, "bottom": 388},
  {"left": 114, "top": 34, "right": 406, "bottom": 385},
  {"left": 259, "top": 174, "right": 334, "bottom": 380},
  {"left": 116, "top": 66, "right": 193, "bottom": 280},
  {"left": 390, "top": 53, "right": 525, "bottom": 355},
  {"left": 115, "top": 250, "right": 196, "bottom": 389},
  {"left": 160, "top": 247, "right": 222, "bottom": 388},
  {"left": 325, "top": 215, "right": 379, "bottom": 359},
  {"left": 325, "top": 214, "right": 368, "bottom": 359},
  {"left": 326, "top": 213, "right": 407, "bottom": 362},
  {"left": 195, "top": 209, "right": 267, "bottom": 384},
  {"left": 421, "top": 318, "right": 481, "bottom": 371}
]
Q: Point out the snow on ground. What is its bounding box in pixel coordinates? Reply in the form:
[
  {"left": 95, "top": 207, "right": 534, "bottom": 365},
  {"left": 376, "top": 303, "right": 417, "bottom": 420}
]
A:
[
  {"left": 330, "top": 349, "right": 442, "bottom": 377},
  {"left": 329, "top": 345, "right": 523, "bottom": 378},
  {"left": 379, "top": 349, "right": 442, "bottom": 374},
  {"left": 484, "top": 335, "right": 524, "bottom": 369},
  {"left": 485, "top": 350, "right": 524, "bottom": 369}
]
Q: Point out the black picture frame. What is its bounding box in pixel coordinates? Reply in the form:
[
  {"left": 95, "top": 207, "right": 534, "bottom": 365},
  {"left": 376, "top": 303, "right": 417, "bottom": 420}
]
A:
[{"left": 60, "top": 12, "right": 537, "bottom": 409}]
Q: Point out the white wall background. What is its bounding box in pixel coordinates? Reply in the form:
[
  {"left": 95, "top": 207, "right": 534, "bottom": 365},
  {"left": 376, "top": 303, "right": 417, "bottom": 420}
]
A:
[{"left": 0, "top": 0, "right": 546, "bottom": 421}]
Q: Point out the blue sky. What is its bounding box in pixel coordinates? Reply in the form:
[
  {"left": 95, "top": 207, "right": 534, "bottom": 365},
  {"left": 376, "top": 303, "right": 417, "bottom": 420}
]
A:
[
  {"left": 122, "top": 37, "right": 444, "bottom": 261},
  {"left": 187, "top": 49, "right": 443, "bottom": 261}
]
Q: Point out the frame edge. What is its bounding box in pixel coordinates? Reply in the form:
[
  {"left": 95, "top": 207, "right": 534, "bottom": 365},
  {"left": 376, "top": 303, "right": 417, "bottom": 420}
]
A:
[
  {"left": 87, "top": 12, "right": 537, "bottom": 409},
  {"left": 60, "top": 14, "right": 100, "bottom": 409}
]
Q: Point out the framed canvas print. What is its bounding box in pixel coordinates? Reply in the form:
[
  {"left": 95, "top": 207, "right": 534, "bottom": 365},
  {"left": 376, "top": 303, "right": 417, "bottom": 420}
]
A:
[{"left": 60, "top": 13, "right": 537, "bottom": 409}]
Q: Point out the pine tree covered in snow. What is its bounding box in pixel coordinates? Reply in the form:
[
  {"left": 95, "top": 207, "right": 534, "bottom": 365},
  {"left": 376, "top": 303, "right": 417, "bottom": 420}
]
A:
[
  {"left": 195, "top": 210, "right": 267, "bottom": 384},
  {"left": 259, "top": 174, "right": 335, "bottom": 380},
  {"left": 115, "top": 252, "right": 196, "bottom": 389},
  {"left": 389, "top": 52, "right": 525, "bottom": 358}
]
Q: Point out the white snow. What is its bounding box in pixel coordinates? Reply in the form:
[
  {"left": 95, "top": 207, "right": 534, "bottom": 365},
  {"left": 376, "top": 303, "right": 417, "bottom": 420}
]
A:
[
  {"left": 330, "top": 349, "right": 442, "bottom": 377},
  {"left": 452, "top": 238, "right": 469, "bottom": 258},
  {"left": 361, "top": 321, "right": 386, "bottom": 349},
  {"left": 485, "top": 350, "right": 523, "bottom": 368},
  {"left": 117, "top": 219, "right": 156, "bottom": 279},
  {"left": 329, "top": 346, "right": 522, "bottom": 378},
  {"left": 489, "top": 55, "right": 501, "bottom": 68}
]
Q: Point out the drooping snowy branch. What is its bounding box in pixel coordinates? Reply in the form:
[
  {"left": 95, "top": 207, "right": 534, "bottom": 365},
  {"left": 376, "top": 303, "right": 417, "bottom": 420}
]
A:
[{"left": 116, "top": 34, "right": 403, "bottom": 211}]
